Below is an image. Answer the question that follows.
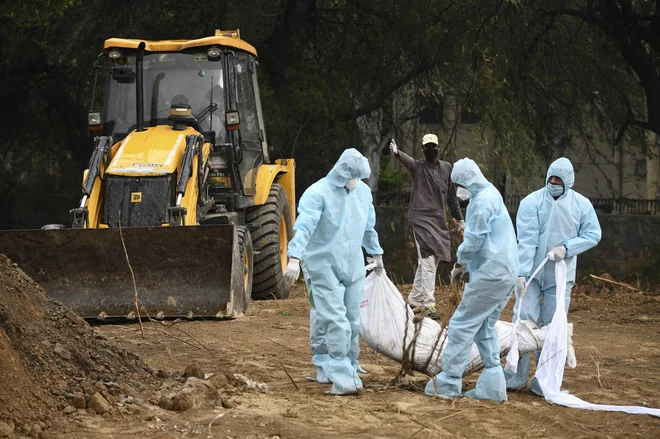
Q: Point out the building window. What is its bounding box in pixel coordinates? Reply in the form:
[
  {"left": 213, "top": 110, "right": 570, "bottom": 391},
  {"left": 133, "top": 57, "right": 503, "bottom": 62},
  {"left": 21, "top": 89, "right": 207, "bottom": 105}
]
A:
[
  {"left": 635, "top": 159, "right": 647, "bottom": 178},
  {"left": 419, "top": 104, "right": 443, "bottom": 125},
  {"left": 460, "top": 109, "right": 479, "bottom": 124}
]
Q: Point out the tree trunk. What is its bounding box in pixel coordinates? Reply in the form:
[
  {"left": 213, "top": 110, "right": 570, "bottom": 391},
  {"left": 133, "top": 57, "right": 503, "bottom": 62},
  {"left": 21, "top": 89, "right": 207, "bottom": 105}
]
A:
[
  {"left": 356, "top": 107, "right": 392, "bottom": 193},
  {"left": 356, "top": 87, "right": 419, "bottom": 194},
  {"left": 647, "top": 131, "right": 659, "bottom": 199}
]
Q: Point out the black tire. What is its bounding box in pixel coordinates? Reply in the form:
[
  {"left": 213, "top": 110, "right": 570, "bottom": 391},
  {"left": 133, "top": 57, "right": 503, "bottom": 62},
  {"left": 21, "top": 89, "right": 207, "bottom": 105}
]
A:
[
  {"left": 236, "top": 225, "right": 253, "bottom": 312},
  {"left": 247, "top": 184, "right": 293, "bottom": 300}
]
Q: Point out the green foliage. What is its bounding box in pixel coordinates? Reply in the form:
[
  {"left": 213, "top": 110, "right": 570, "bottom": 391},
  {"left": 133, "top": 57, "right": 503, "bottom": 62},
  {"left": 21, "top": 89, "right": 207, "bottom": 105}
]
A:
[
  {"left": 377, "top": 152, "right": 408, "bottom": 196},
  {"left": 1, "top": 0, "right": 659, "bottom": 227}
]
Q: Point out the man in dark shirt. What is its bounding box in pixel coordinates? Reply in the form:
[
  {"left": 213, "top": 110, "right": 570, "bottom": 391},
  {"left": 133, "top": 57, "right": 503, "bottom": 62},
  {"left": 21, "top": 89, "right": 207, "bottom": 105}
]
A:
[{"left": 390, "top": 134, "right": 464, "bottom": 319}]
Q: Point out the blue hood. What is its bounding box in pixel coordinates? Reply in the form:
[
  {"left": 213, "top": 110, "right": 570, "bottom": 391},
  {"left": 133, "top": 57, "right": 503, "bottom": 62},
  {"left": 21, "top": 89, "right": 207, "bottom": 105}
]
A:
[
  {"left": 326, "top": 148, "right": 371, "bottom": 187},
  {"left": 546, "top": 157, "right": 575, "bottom": 189},
  {"left": 451, "top": 158, "right": 489, "bottom": 195}
]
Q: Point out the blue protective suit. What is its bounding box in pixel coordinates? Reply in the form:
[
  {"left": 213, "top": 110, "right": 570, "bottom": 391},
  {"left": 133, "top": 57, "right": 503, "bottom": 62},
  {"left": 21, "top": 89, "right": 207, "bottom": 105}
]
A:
[
  {"left": 288, "top": 149, "right": 383, "bottom": 395},
  {"left": 425, "top": 158, "right": 517, "bottom": 402},
  {"left": 505, "top": 157, "right": 601, "bottom": 392}
]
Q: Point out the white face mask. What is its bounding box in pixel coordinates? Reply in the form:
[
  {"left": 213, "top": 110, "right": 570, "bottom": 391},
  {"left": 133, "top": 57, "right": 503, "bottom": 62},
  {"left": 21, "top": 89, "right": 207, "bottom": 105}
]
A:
[
  {"left": 345, "top": 178, "right": 358, "bottom": 192},
  {"left": 456, "top": 187, "right": 471, "bottom": 201}
]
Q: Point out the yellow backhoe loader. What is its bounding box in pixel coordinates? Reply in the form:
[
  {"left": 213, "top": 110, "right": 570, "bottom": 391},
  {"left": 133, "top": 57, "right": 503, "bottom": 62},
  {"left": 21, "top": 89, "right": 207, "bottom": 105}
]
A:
[{"left": 1, "top": 30, "right": 295, "bottom": 319}]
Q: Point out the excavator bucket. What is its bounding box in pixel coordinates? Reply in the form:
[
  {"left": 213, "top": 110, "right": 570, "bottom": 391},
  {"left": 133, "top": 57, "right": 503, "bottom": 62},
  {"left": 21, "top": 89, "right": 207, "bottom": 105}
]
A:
[{"left": 0, "top": 225, "right": 247, "bottom": 320}]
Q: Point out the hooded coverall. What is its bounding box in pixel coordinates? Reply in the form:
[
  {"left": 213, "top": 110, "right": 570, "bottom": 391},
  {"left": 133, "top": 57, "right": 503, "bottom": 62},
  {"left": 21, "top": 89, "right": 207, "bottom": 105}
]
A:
[
  {"left": 425, "top": 158, "right": 518, "bottom": 402},
  {"left": 505, "top": 157, "right": 601, "bottom": 394},
  {"left": 288, "top": 149, "right": 383, "bottom": 394}
]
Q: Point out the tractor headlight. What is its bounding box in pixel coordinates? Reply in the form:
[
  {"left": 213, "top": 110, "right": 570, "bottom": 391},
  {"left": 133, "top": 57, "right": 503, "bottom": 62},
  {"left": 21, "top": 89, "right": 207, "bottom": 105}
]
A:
[
  {"left": 88, "top": 111, "right": 102, "bottom": 126},
  {"left": 207, "top": 47, "right": 221, "bottom": 59},
  {"left": 225, "top": 111, "right": 240, "bottom": 131},
  {"left": 108, "top": 49, "right": 122, "bottom": 59},
  {"left": 88, "top": 111, "right": 102, "bottom": 133}
]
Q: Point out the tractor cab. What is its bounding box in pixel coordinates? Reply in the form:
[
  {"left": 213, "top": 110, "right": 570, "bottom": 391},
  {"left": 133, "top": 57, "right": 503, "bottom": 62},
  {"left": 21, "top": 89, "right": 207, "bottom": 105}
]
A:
[{"left": 89, "top": 30, "right": 269, "bottom": 200}]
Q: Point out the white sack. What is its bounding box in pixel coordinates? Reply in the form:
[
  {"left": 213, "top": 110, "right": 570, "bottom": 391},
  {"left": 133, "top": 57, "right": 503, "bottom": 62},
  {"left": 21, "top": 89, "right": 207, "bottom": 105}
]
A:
[{"left": 359, "top": 271, "right": 566, "bottom": 377}]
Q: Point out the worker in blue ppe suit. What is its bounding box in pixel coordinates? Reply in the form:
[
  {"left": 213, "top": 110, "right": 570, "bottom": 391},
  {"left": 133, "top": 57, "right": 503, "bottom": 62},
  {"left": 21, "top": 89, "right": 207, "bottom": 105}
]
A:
[
  {"left": 285, "top": 148, "right": 384, "bottom": 395},
  {"left": 505, "top": 157, "right": 601, "bottom": 395},
  {"left": 425, "top": 158, "right": 518, "bottom": 402}
]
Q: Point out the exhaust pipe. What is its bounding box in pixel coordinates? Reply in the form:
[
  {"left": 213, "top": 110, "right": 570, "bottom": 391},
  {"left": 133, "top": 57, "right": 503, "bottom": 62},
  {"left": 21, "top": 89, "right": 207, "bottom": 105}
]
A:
[{"left": 136, "top": 42, "right": 146, "bottom": 132}]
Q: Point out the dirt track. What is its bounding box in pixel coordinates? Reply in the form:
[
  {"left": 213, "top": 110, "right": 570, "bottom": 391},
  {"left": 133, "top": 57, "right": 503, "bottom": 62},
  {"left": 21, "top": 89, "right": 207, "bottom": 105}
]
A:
[{"left": 58, "top": 283, "right": 660, "bottom": 439}]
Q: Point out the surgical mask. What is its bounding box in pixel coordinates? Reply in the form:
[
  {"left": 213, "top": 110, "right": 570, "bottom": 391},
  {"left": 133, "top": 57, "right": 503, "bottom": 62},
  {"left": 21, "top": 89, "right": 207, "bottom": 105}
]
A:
[
  {"left": 547, "top": 182, "right": 565, "bottom": 197},
  {"left": 423, "top": 148, "right": 438, "bottom": 162},
  {"left": 345, "top": 178, "right": 358, "bottom": 192},
  {"left": 456, "top": 187, "right": 471, "bottom": 201}
]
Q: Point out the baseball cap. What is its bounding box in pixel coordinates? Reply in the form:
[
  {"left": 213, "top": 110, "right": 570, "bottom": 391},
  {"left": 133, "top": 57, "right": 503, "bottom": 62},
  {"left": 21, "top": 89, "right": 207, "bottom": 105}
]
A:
[{"left": 422, "top": 133, "right": 439, "bottom": 146}]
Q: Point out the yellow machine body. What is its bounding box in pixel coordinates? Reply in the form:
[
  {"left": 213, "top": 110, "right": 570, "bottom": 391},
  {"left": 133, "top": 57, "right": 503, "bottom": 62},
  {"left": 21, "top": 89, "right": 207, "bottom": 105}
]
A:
[{"left": 0, "top": 31, "right": 296, "bottom": 320}]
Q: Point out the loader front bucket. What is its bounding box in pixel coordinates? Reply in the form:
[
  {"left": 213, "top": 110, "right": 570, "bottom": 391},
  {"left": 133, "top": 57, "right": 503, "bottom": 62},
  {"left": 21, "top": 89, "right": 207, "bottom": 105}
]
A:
[{"left": 0, "top": 225, "right": 247, "bottom": 320}]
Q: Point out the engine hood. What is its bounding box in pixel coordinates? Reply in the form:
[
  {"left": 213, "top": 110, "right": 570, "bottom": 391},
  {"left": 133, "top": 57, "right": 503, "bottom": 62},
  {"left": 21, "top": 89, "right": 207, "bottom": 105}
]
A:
[{"left": 107, "top": 125, "right": 199, "bottom": 177}]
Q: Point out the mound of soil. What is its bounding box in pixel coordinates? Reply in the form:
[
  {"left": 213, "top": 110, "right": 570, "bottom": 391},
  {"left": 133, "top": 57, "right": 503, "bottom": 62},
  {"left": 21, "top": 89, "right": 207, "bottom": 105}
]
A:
[{"left": 0, "top": 254, "right": 155, "bottom": 435}]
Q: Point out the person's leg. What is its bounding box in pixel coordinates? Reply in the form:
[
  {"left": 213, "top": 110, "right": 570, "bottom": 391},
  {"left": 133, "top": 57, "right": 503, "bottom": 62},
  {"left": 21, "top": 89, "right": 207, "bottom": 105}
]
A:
[
  {"left": 344, "top": 275, "right": 367, "bottom": 375},
  {"left": 307, "top": 271, "right": 331, "bottom": 383},
  {"left": 309, "top": 306, "right": 331, "bottom": 383},
  {"left": 420, "top": 253, "right": 437, "bottom": 308},
  {"left": 312, "top": 275, "right": 362, "bottom": 395},
  {"left": 539, "top": 281, "right": 573, "bottom": 327},
  {"left": 465, "top": 299, "right": 510, "bottom": 402},
  {"left": 505, "top": 280, "right": 542, "bottom": 390},
  {"left": 425, "top": 281, "right": 502, "bottom": 397},
  {"left": 408, "top": 232, "right": 426, "bottom": 308},
  {"left": 424, "top": 309, "right": 474, "bottom": 398},
  {"left": 308, "top": 281, "right": 328, "bottom": 357}
]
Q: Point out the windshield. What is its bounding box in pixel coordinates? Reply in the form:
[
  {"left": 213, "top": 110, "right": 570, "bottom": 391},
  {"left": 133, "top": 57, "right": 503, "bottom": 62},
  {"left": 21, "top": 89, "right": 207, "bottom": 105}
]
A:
[{"left": 103, "top": 51, "right": 226, "bottom": 143}]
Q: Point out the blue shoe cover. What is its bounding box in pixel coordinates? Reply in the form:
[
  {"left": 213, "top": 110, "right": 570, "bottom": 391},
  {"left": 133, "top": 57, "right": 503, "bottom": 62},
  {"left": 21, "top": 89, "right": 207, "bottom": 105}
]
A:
[
  {"left": 504, "top": 353, "right": 531, "bottom": 391},
  {"left": 464, "top": 366, "right": 507, "bottom": 402},
  {"left": 312, "top": 354, "right": 331, "bottom": 384},
  {"left": 328, "top": 357, "right": 363, "bottom": 395},
  {"left": 530, "top": 377, "right": 544, "bottom": 396},
  {"left": 424, "top": 372, "right": 462, "bottom": 397}
]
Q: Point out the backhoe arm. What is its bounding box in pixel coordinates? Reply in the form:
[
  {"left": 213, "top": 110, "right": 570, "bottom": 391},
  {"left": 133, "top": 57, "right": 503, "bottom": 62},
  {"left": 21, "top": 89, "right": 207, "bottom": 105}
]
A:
[
  {"left": 71, "top": 136, "right": 112, "bottom": 228},
  {"left": 169, "top": 134, "right": 200, "bottom": 225}
]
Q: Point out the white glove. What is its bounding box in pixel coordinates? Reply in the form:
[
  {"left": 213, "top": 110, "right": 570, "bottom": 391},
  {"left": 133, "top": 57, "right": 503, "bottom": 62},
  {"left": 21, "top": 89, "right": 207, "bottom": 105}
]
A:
[
  {"left": 548, "top": 245, "right": 567, "bottom": 262},
  {"left": 389, "top": 139, "right": 398, "bottom": 156},
  {"left": 285, "top": 258, "right": 301, "bottom": 285},
  {"left": 450, "top": 264, "right": 467, "bottom": 286},
  {"left": 458, "top": 220, "right": 466, "bottom": 231},
  {"left": 517, "top": 276, "right": 527, "bottom": 298},
  {"left": 372, "top": 255, "right": 384, "bottom": 275}
]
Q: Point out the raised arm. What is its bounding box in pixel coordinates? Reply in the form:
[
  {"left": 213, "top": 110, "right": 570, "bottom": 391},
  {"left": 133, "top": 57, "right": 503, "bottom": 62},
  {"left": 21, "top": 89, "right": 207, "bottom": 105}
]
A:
[
  {"left": 395, "top": 150, "right": 416, "bottom": 172},
  {"left": 390, "top": 139, "right": 415, "bottom": 172}
]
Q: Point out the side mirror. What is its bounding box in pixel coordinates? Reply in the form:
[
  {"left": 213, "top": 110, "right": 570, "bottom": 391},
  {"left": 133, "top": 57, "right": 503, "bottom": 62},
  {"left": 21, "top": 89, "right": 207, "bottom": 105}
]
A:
[
  {"left": 88, "top": 111, "right": 102, "bottom": 132},
  {"left": 225, "top": 110, "right": 240, "bottom": 131}
]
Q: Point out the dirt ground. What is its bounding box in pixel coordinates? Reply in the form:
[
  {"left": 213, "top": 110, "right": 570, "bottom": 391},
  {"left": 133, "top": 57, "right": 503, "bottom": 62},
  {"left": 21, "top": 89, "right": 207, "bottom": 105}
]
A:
[
  {"left": 69, "top": 282, "right": 660, "bottom": 439},
  {"left": 2, "top": 254, "right": 660, "bottom": 438}
]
